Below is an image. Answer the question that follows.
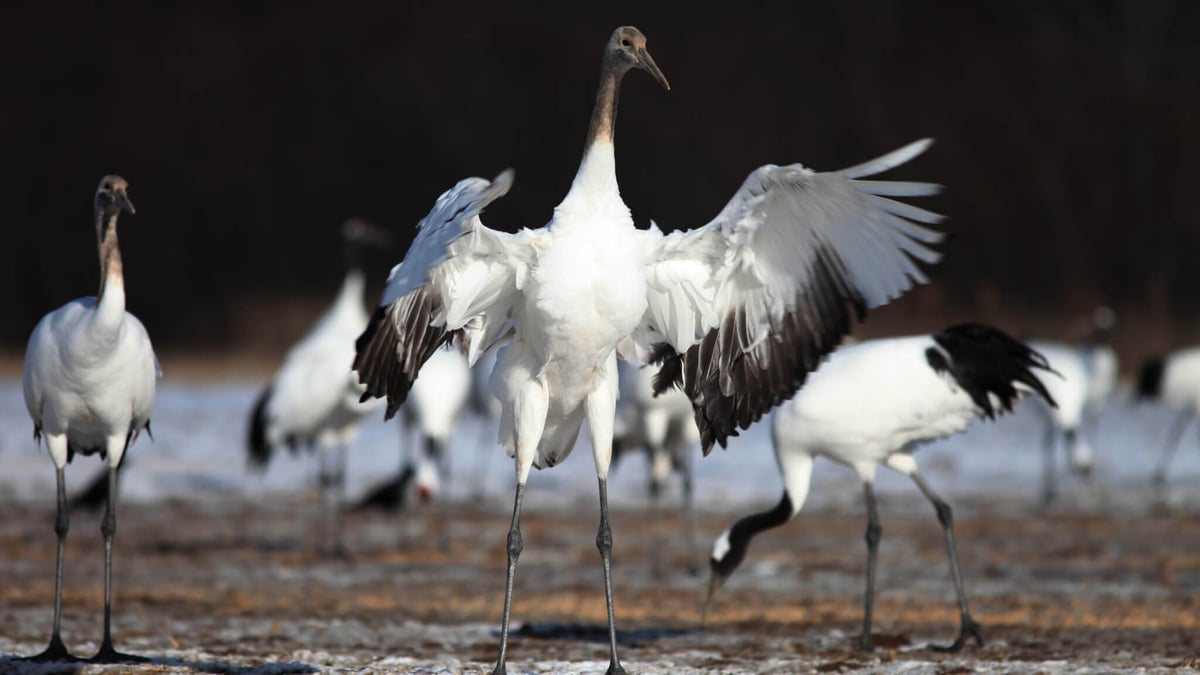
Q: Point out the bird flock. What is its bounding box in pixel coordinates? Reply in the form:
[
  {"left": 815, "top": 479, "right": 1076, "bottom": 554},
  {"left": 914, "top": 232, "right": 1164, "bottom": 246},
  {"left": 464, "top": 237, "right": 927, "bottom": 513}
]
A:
[{"left": 13, "top": 24, "right": 1194, "bottom": 672}]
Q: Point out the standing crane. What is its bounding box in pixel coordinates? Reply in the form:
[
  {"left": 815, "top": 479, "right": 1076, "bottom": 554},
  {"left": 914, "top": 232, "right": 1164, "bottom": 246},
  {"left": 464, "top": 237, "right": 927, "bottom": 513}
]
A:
[
  {"left": 247, "top": 219, "right": 390, "bottom": 556},
  {"left": 354, "top": 26, "right": 945, "bottom": 675},
  {"left": 22, "top": 176, "right": 159, "bottom": 663}
]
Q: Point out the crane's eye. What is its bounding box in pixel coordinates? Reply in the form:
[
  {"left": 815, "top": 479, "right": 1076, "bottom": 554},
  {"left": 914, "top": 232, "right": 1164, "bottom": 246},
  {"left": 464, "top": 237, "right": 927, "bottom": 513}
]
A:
[{"left": 621, "top": 39, "right": 631, "bottom": 47}]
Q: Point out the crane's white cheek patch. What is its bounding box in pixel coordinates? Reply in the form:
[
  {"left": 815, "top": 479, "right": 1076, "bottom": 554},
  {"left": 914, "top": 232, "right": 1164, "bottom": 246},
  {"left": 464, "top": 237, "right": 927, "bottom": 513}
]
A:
[{"left": 712, "top": 528, "right": 733, "bottom": 562}]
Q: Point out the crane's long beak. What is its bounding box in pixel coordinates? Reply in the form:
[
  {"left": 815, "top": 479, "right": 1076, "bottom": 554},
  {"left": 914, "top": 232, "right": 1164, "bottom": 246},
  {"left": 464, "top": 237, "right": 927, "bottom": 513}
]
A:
[
  {"left": 701, "top": 573, "right": 723, "bottom": 629},
  {"left": 637, "top": 47, "right": 670, "bottom": 91},
  {"left": 116, "top": 191, "right": 136, "bottom": 215}
]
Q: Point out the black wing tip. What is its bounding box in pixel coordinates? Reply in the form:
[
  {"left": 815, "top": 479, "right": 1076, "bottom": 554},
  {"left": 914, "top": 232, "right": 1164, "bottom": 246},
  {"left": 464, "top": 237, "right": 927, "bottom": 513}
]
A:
[{"left": 247, "top": 385, "right": 274, "bottom": 470}]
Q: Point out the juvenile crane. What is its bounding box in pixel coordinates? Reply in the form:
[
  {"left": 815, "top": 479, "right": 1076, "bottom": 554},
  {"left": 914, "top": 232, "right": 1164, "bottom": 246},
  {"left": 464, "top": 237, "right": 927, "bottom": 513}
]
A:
[
  {"left": 704, "top": 324, "right": 1056, "bottom": 652},
  {"left": 354, "top": 26, "right": 945, "bottom": 675},
  {"left": 247, "top": 219, "right": 389, "bottom": 555},
  {"left": 22, "top": 176, "right": 159, "bottom": 663}
]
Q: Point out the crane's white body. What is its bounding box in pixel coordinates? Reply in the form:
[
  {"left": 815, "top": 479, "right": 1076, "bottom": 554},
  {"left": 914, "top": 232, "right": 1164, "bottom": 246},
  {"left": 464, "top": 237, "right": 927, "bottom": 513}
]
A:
[
  {"left": 24, "top": 275, "right": 157, "bottom": 470},
  {"left": 769, "top": 336, "right": 988, "bottom": 508},
  {"left": 262, "top": 271, "right": 382, "bottom": 451},
  {"left": 1152, "top": 347, "right": 1200, "bottom": 412},
  {"left": 491, "top": 146, "right": 645, "bottom": 481}
]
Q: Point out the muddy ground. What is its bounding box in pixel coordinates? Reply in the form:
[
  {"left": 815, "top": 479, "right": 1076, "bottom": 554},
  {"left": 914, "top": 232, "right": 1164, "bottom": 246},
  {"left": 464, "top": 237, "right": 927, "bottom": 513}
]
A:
[{"left": 0, "top": 491, "right": 1198, "bottom": 674}]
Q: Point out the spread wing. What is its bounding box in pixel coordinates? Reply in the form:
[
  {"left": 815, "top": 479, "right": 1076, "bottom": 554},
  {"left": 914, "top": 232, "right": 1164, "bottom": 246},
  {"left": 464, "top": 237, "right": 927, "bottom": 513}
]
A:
[
  {"left": 354, "top": 170, "right": 532, "bottom": 418},
  {"left": 640, "top": 139, "right": 945, "bottom": 453}
]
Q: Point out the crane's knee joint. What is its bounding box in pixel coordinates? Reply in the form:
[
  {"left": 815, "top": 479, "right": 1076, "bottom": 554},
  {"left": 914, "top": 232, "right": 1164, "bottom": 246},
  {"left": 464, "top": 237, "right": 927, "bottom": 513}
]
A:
[
  {"left": 596, "top": 524, "right": 613, "bottom": 554},
  {"left": 506, "top": 528, "right": 524, "bottom": 560},
  {"left": 54, "top": 511, "right": 69, "bottom": 537},
  {"left": 934, "top": 500, "right": 953, "bottom": 528},
  {"left": 865, "top": 521, "right": 881, "bottom": 547},
  {"left": 101, "top": 510, "right": 116, "bottom": 539}
]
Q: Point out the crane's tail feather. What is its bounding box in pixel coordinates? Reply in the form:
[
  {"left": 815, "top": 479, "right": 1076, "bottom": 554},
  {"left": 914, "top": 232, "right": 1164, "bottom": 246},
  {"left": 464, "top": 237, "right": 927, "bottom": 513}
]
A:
[
  {"left": 247, "top": 385, "right": 274, "bottom": 470},
  {"left": 927, "top": 323, "right": 1058, "bottom": 419}
]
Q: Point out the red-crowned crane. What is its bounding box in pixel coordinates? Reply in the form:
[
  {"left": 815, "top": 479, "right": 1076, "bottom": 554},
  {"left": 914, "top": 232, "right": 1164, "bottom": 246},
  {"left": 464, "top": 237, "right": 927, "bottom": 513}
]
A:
[
  {"left": 353, "top": 26, "right": 945, "bottom": 675},
  {"left": 247, "top": 219, "right": 390, "bottom": 556},
  {"left": 704, "top": 324, "right": 1056, "bottom": 652},
  {"left": 22, "top": 176, "right": 159, "bottom": 663}
]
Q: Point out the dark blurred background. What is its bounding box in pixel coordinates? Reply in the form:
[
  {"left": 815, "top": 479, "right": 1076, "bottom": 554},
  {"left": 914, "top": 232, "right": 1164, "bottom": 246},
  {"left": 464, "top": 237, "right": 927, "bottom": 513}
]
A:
[{"left": 4, "top": 1, "right": 1198, "bottom": 371}]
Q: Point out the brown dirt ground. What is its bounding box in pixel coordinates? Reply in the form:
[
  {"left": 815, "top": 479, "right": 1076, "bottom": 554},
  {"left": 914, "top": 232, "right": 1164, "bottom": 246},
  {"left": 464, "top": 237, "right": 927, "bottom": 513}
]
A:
[{"left": 0, "top": 494, "right": 1198, "bottom": 673}]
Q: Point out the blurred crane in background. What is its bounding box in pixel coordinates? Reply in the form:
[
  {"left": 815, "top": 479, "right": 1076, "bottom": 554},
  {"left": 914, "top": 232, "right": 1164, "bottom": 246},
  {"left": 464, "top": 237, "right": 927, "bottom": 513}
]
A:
[{"left": 246, "top": 219, "right": 391, "bottom": 556}]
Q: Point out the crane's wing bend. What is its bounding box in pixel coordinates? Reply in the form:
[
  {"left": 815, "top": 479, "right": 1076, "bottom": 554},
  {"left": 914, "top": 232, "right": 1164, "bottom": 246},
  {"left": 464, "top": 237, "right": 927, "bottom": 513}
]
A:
[
  {"left": 354, "top": 170, "right": 530, "bottom": 419},
  {"left": 641, "top": 139, "right": 945, "bottom": 453}
]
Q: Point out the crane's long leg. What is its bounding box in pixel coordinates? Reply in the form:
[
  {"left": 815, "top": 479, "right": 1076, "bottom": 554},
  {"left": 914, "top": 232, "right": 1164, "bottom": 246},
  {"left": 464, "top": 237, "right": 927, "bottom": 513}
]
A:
[
  {"left": 859, "top": 480, "right": 881, "bottom": 651},
  {"left": 491, "top": 481, "right": 526, "bottom": 675},
  {"left": 681, "top": 446, "right": 699, "bottom": 576},
  {"left": 1153, "top": 411, "right": 1193, "bottom": 485},
  {"left": 910, "top": 471, "right": 983, "bottom": 652},
  {"left": 329, "top": 443, "right": 348, "bottom": 557},
  {"left": 585, "top": 367, "right": 626, "bottom": 675},
  {"left": 91, "top": 463, "right": 147, "bottom": 663},
  {"left": 648, "top": 465, "right": 664, "bottom": 579},
  {"left": 1040, "top": 422, "right": 1059, "bottom": 506},
  {"left": 23, "top": 466, "right": 79, "bottom": 663},
  {"left": 596, "top": 476, "right": 626, "bottom": 675},
  {"left": 491, "top": 377, "right": 546, "bottom": 675}
]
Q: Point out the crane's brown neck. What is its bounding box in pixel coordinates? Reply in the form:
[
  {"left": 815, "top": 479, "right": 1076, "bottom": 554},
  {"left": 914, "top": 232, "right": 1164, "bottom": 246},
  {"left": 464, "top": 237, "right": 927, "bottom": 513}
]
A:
[
  {"left": 96, "top": 209, "right": 124, "bottom": 302},
  {"left": 585, "top": 60, "right": 629, "bottom": 147}
]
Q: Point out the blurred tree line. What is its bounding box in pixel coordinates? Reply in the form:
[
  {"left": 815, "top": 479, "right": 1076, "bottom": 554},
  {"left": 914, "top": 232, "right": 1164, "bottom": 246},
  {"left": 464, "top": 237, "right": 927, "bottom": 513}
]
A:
[{"left": 3, "top": 1, "right": 1198, "bottom": 362}]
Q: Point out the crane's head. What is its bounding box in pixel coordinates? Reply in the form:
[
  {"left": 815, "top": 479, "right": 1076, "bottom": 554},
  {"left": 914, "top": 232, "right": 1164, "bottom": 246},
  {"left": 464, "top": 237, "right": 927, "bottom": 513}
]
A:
[
  {"left": 341, "top": 218, "right": 394, "bottom": 248},
  {"left": 95, "top": 175, "right": 135, "bottom": 216},
  {"left": 701, "top": 526, "right": 745, "bottom": 627},
  {"left": 607, "top": 26, "right": 670, "bottom": 91}
]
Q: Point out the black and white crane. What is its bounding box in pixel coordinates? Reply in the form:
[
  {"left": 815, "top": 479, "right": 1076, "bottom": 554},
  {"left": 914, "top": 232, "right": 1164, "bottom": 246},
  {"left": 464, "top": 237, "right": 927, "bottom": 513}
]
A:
[
  {"left": 1137, "top": 346, "right": 1200, "bottom": 484},
  {"left": 247, "top": 219, "right": 390, "bottom": 556},
  {"left": 354, "top": 26, "right": 945, "bottom": 675},
  {"left": 612, "top": 359, "right": 701, "bottom": 576},
  {"left": 22, "top": 176, "right": 159, "bottom": 663},
  {"left": 703, "top": 324, "right": 1056, "bottom": 652}
]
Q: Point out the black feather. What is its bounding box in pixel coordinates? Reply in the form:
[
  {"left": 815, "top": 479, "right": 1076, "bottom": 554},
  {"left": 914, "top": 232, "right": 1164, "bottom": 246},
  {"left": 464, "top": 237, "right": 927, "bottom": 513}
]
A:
[
  {"left": 247, "top": 384, "right": 274, "bottom": 469},
  {"left": 673, "top": 245, "right": 867, "bottom": 455},
  {"left": 926, "top": 323, "right": 1058, "bottom": 418},
  {"left": 1136, "top": 357, "right": 1165, "bottom": 401},
  {"left": 352, "top": 465, "right": 417, "bottom": 512}
]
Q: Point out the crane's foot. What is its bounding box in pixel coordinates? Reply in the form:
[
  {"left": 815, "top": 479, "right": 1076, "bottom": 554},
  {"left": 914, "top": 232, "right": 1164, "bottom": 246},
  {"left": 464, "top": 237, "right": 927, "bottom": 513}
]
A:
[
  {"left": 21, "top": 634, "right": 81, "bottom": 662},
  {"left": 90, "top": 642, "right": 150, "bottom": 664},
  {"left": 489, "top": 662, "right": 506, "bottom": 675},
  {"left": 606, "top": 660, "right": 628, "bottom": 675},
  {"left": 857, "top": 632, "right": 875, "bottom": 651},
  {"left": 929, "top": 614, "right": 984, "bottom": 652}
]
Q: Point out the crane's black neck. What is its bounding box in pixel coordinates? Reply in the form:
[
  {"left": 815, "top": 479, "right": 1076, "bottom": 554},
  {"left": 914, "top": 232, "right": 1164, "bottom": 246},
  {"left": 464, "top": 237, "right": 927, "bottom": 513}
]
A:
[{"left": 711, "top": 493, "right": 794, "bottom": 581}]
